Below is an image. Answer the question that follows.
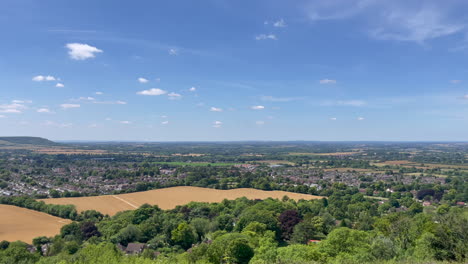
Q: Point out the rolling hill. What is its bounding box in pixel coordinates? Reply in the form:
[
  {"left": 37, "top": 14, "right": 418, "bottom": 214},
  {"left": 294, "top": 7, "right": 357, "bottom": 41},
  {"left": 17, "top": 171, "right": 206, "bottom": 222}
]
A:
[{"left": 0, "top": 137, "right": 57, "bottom": 146}]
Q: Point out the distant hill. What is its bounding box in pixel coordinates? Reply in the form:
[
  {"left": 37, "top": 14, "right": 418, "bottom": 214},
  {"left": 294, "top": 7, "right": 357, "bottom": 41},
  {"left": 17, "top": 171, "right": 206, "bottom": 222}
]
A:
[{"left": 0, "top": 137, "right": 57, "bottom": 146}]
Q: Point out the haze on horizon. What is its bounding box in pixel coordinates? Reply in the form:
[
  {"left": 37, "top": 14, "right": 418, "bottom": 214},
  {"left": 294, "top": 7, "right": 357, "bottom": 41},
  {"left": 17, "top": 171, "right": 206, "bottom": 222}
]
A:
[{"left": 1, "top": 0, "right": 468, "bottom": 141}]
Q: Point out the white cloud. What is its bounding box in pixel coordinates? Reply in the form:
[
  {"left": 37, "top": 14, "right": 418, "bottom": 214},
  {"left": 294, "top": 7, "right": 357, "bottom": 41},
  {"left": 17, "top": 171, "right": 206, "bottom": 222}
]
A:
[
  {"left": 119, "top": 121, "right": 131, "bottom": 124},
  {"left": 330, "top": 117, "right": 337, "bottom": 120},
  {"left": 319, "top": 79, "right": 337, "bottom": 84},
  {"left": 251, "top": 105, "right": 265, "bottom": 110},
  {"left": 463, "top": 94, "right": 468, "bottom": 100},
  {"left": 32, "top": 75, "right": 56, "bottom": 82},
  {"left": 256, "top": 121, "right": 265, "bottom": 125},
  {"left": 169, "top": 48, "right": 178, "bottom": 55},
  {"left": 210, "top": 107, "right": 223, "bottom": 112},
  {"left": 56, "top": 83, "right": 65, "bottom": 88},
  {"left": 60, "top": 103, "right": 80, "bottom": 109},
  {"left": 105, "top": 117, "right": 112, "bottom": 121},
  {"left": 357, "top": 117, "right": 365, "bottom": 121},
  {"left": 66, "top": 43, "right": 103, "bottom": 60},
  {"left": 137, "top": 88, "right": 167, "bottom": 96},
  {"left": 37, "top": 108, "right": 51, "bottom": 113},
  {"left": 138, "top": 77, "right": 149, "bottom": 83},
  {"left": 168, "top": 92, "right": 182, "bottom": 100},
  {"left": 89, "top": 124, "right": 98, "bottom": 128},
  {"left": 161, "top": 115, "right": 168, "bottom": 118},
  {"left": 189, "top": 87, "right": 196, "bottom": 92},
  {"left": 95, "top": 91, "right": 103, "bottom": 95},
  {"left": 273, "top": 19, "right": 286, "bottom": 27},
  {"left": 0, "top": 103, "right": 27, "bottom": 113},
  {"left": 12, "top": 100, "right": 32, "bottom": 104},
  {"left": 161, "top": 121, "right": 169, "bottom": 125},
  {"left": 255, "top": 34, "right": 277, "bottom": 40},
  {"left": 213, "top": 121, "right": 223, "bottom": 128},
  {"left": 0, "top": 115, "right": 5, "bottom": 118},
  {"left": 451, "top": 80, "right": 462, "bottom": 84}
]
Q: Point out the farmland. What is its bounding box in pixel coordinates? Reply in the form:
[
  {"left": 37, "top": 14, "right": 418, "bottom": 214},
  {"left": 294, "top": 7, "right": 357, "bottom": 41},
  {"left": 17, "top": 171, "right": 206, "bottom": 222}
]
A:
[
  {"left": 0, "top": 204, "right": 71, "bottom": 243},
  {"left": 41, "top": 186, "right": 323, "bottom": 215}
]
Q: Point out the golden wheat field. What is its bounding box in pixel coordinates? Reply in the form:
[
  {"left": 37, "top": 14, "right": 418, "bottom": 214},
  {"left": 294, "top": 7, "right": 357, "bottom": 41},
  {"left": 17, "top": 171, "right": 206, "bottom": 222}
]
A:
[
  {"left": 41, "top": 186, "right": 323, "bottom": 216},
  {"left": 0, "top": 205, "right": 71, "bottom": 243}
]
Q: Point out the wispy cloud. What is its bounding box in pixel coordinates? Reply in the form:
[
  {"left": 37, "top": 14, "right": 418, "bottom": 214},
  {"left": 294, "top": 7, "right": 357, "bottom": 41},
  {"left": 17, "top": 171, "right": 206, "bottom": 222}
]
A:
[
  {"left": 255, "top": 34, "right": 277, "bottom": 40},
  {"left": 319, "top": 79, "right": 337, "bottom": 84},
  {"left": 168, "top": 92, "right": 182, "bottom": 100},
  {"left": 169, "top": 48, "right": 178, "bottom": 55},
  {"left": 56, "top": 83, "right": 65, "bottom": 88},
  {"left": 37, "top": 108, "right": 52, "bottom": 113},
  {"left": 304, "top": 0, "right": 467, "bottom": 43},
  {"left": 93, "top": 100, "right": 127, "bottom": 105},
  {"left": 260, "top": 96, "right": 302, "bottom": 102},
  {"left": 189, "top": 87, "right": 196, "bottom": 92},
  {"left": 321, "top": 100, "right": 367, "bottom": 107},
  {"left": 60, "top": 103, "right": 80, "bottom": 109},
  {"left": 357, "top": 117, "right": 365, "bottom": 121},
  {"left": 210, "top": 107, "right": 223, "bottom": 112},
  {"left": 256, "top": 120, "right": 265, "bottom": 125},
  {"left": 43, "top": 121, "right": 72, "bottom": 128},
  {"left": 0, "top": 100, "right": 31, "bottom": 113},
  {"left": 66, "top": 43, "right": 102, "bottom": 60}
]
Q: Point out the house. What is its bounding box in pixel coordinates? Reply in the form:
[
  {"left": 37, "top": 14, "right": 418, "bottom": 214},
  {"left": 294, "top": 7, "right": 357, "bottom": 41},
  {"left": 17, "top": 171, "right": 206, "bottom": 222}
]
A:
[
  {"left": 422, "top": 201, "right": 432, "bottom": 207},
  {"left": 118, "top": 243, "right": 146, "bottom": 255},
  {"left": 456, "top": 201, "right": 466, "bottom": 206},
  {"left": 26, "top": 244, "right": 37, "bottom": 254},
  {"left": 308, "top": 240, "right": 321, "bottom": 244}
]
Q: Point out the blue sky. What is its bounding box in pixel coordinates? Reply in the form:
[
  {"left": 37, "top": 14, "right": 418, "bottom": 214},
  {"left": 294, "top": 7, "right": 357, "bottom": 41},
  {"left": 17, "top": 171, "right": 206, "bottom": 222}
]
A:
[{"left": 1, "top": 0, "right": 468, "bottom": 141}]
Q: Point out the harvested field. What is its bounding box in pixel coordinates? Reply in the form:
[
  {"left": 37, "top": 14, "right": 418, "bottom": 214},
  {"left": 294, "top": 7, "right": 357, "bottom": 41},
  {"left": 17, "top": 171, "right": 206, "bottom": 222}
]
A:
[
  {"left": 41, "top": 186, "right": 323, "bottom": 216},
  {"left": 0, "top": 205, "right": 71, "bottom": 243},
  {"left": 323, "top": 168, "right": 373, "bottom": 172},
  {"left": 288, "top": 152, "right": 359, "bottom": 156}
]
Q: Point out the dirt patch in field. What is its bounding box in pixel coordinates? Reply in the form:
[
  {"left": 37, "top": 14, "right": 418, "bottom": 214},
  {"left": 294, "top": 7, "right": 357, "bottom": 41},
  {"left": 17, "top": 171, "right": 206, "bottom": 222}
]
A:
[
  {"left": 41, "top": 186, "right": 323, "bottom": 216},
  {"left": 0, "top": 205, "right": 71, "bottom": 243}
]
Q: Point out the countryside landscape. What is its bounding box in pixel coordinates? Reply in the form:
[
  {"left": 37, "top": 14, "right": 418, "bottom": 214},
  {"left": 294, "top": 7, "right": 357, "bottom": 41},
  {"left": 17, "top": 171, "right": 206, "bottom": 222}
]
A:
[
  {"left": 0, "top": 137, "right": 466, "bottom": 263},
  {"left": 2, "top": 0, "right": 468, "bottom": 263}
]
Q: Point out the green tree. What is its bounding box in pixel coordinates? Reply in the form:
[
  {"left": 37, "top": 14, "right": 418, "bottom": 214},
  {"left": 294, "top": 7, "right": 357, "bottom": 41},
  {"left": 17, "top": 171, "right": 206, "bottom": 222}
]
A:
[
  {"left": 225, "top": 238, "right": 254, "bottom": 264},
  {"left": 171, "top": 222, "right": 196, "bottom": 250}
]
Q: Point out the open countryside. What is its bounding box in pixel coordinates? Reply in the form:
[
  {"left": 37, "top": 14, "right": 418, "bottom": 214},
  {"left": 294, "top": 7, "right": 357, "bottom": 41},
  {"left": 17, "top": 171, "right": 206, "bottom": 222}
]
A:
[
  {"left": 41, "top": 186, "right": 323, "bottom": 216},
  {"left": 0, "top": 205, "right": 71, "bottom": 243}
]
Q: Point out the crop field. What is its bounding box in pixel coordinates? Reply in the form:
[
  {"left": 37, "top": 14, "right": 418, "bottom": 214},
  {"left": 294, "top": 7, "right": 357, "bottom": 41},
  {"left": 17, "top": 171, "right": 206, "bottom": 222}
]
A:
[
  {"left": 153, "top": 161, "right": 238, "bottom": 167},
  {"left": 0, "top": 205, "right": 71, "bottom": 243},
  {"left": 288, "top": 152, "right": 359, "bottom": 156},
  {"left": 41, "top": 186, "right": 323, "bottom": 216}
]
